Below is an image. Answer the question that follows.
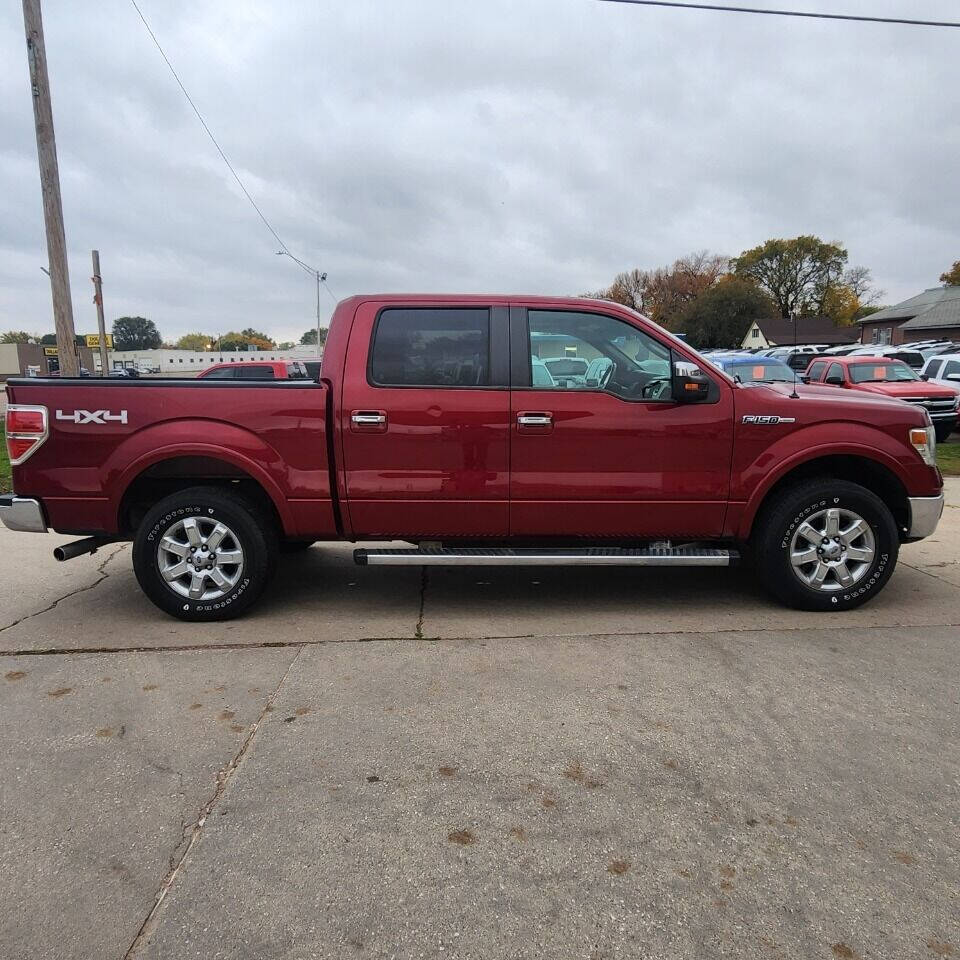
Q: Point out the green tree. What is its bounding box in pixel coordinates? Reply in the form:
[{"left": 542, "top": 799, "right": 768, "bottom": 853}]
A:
[
  {"left": 0, "top": 331, "right": 35, "bottom": 344},
  {"left": 941, "top": 261, "right": 960, "bottom": 286},
  {"left": 677, "top": 277, "right": 776, "bottom": 350},
  {"left": 112, "top": 316, "right": 161, "bottom": 351},
  {"left": 300, "top": 328, "right": 328, "bottom": 346},
  {"left": 240, "top": 327, "right": 275, "bottom": 348},
  {"left": 176, "top": 333, "right": 215, "bottom": 351},
  {"left": 731, "top": 236, "right": 848, "bottom": 318},
  {"left": 277, "top": 341, "right": 295, "bottom": 350},
  {"left": 39, "top": 333, "right": 57, "bottom": 345},
  {"left": 586, "top": 252, "right": 727, "bottom": 330}
]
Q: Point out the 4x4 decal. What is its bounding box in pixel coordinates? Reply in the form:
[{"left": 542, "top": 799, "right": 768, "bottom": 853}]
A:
[{"left": 55, "top": 409, "right": 128, "bottom": 425}]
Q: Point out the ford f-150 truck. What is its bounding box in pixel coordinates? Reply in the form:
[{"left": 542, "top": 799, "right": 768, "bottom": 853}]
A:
[{"left": 1, "top": 295, "right": 945, "bottom": 621}]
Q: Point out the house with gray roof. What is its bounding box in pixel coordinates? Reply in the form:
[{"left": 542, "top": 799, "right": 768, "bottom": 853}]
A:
[{"left": 858, "top": 285, "right": 960, "bottom": 345}]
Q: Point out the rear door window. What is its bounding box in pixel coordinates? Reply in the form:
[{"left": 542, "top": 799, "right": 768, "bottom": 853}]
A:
[
  {"left": 369, "top": 308, "right": 490, "bottom": 387},
  {"left": 236, "top": 365, "right": 275, "bottom": 380}
]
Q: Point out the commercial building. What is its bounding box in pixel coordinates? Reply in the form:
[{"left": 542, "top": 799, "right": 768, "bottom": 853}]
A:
[
  {"left": 102, "top": 344, "right": 322, "bottom": 374},
  {"left": 0, "top": 342, "right": 97, "bottom": 381},
  {"left": 857, "top": 285, "right": 960, "bottom": 346}
]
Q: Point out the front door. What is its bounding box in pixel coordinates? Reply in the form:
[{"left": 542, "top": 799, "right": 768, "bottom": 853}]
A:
[
  {"left": 508, "top": 305, "right": 734, "bottom": 538},
  {"left": 341, "top": 301, "right": 511, "bottom": 538}
]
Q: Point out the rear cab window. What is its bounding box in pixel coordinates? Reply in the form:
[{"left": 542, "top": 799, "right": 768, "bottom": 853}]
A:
[{"left": 369, "top": 308, "right": 490, "bottom": 387}]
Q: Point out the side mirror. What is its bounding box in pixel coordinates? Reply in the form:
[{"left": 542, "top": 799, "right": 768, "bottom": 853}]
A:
[
  {"left": 920, "top": 374, "right": 930, "bottom": 381},
  {"left": 800, "top": 375, "right": 811, "bottom": 384},
  {"left": 825, "top": 375, "right": 844, "bottom": 386},
  {"left": 673, "top": 370, "right": 710, "bottom": 403}
]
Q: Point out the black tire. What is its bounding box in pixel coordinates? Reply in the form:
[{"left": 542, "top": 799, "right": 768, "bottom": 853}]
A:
[
  {"left": 751, "top": 478, "right": 899, "bottom": 612},
  {"left": 133, "top": 486, "right": 278, "bottom": 622},
  {"left": 934, "top": 423, "right": 954, "bottom": 445}
]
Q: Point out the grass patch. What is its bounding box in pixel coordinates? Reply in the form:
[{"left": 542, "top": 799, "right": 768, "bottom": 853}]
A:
[
  {"left": 0, "top": 426, "right": 10, "bottom": 493},
  {"left": 938, "top": 437, "right": 960, "bottom": 477}
]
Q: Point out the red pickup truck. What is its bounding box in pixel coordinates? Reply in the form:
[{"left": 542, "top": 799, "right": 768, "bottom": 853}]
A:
[
  {"left": 803, "top": 355, "right": 959, "bottom": 442},
  {"left": 2, "top": 295, "right": 944, "bottom": 620}
]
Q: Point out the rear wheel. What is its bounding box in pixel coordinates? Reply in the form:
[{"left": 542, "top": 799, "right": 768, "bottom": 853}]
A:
[
  {"left": 752, "top": 479, "right": 898, "bottom": 611},
  {"left": 133, "top": 486, "right": 277, "bottom": 621}
]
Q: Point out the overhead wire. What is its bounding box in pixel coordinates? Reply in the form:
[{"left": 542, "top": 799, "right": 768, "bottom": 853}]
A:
[
  {"left": 596, "top": 0, "right": 960, "bottom": 28},
  {"left": 128, "top": 0, "right": 335, "bottom": 297}
]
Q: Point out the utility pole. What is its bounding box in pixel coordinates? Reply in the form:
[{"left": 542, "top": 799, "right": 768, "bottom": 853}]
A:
[
  {"left": 276, "top": 251, "right": 326, "bottom": 354},
  {"left": 91, "top": 250, "right": 109, "bottom": 377},
  {"left": 22, "top": 0, "right": 78, "bottom": 377}
]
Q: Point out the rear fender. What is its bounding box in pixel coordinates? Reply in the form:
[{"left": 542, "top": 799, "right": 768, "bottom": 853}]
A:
[{"left": 106, "top": 421, "right": 295, "bottom": 534}]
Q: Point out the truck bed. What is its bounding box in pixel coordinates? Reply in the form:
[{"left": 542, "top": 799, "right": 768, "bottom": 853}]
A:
[{"left": 6, "top": 378, "right": 336, "bottom": 538}]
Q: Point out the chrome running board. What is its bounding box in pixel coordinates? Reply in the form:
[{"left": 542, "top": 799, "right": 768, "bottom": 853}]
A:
[{"left": 354, "top": 546, "right": 738, "bottom": 566}]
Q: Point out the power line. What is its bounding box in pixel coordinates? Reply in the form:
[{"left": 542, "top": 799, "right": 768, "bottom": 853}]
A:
[
  {"left": 128, "top": 0, "right": 332, "bottom": 286},
  {"left": 596, "top": 0, "right": 960, "bottom": 28}
]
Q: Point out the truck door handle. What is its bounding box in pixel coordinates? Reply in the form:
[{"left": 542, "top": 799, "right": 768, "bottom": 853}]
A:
[
  {"left": 517, "top": 414, "right": 552, "bottom": 426},
  {"left": 350, "top": 410, "right": 388, "bottom": 433}
]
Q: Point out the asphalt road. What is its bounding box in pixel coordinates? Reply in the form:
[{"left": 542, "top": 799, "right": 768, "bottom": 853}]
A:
[{"left": 1, "top": 485, "right": 958, "bottom": 960}]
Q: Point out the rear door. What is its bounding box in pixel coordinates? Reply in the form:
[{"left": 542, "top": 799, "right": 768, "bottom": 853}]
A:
[
  {"left": 508, "top": 305, "right": 734, "bottom": 538},
  {"left": 340, "top": 302, "right": 510, "bottom": 538}
]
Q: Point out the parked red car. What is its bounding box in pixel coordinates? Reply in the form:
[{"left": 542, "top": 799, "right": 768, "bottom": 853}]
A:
[
  {"left": 197, "top": 360, "right": 309, "bottom": 380},
  {"left": 2, "top": 295, "right": 944, "bottom": 620},
  {"left": 804, "top": 355, "right": 958, "bottom": 442}
]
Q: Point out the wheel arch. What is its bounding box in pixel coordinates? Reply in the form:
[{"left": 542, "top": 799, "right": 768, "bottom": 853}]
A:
[
  {"left": 117, "top": 451, "right": 289, "bottom": 537},
  {"left": 739, "top": 453, "right": 910, "bottom": 541}
]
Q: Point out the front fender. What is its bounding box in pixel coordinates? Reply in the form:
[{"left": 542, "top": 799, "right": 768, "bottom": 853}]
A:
[
  {"left": 104, "top": 420, "right": 295, "bottom": 534},
  {"left": 733, "top": 421, "right": 926, "bottom": 540}
]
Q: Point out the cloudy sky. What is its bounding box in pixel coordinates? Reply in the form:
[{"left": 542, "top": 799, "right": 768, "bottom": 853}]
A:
[{"left": 1, "top": 0, "right": 957, "bottom": 344}]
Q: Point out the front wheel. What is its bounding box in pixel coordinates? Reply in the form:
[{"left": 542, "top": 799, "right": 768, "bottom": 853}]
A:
[
  {"left": 752, "top": 479, "right": 899, "bottom": 611},
  {"left": 132, "top": 486, "right": 278, "bottom": 621}
]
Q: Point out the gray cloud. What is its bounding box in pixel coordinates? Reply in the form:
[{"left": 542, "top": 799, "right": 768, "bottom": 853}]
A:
[{"left": 1, "top": 0, "right": 957, "bottom": 343}]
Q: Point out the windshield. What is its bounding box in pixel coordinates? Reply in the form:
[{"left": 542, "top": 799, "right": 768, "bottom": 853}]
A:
[
  {"left": 848, "top": 362, "right": 918, "bottom": 384},
  {"left": 725, "top": 360, "right": 795, "bottom": 383}
]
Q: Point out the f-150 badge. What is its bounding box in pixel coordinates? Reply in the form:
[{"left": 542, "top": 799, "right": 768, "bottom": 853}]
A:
[
  {"left": 742, "top": 415, "right": 796, "bottom": 425},
  {"left": 56, "top": 409, "right": 128, "bottom": 424}
]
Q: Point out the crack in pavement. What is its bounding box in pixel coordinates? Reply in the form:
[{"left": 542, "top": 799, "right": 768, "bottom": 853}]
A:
[
  {"left": 0, "top": 543, "right": 128, "bottom": 634},
  {"left": 123, "top": 644, "right": 304, "bottom": 960},
  {"left": 900, "top": 559, "right": 960, "bottom": 588},
  {"left": 415, "top": 566, "right": 428, "bottom": 640}
]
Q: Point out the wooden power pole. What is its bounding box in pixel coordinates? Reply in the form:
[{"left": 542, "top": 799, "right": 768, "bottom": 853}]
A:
[
  {"left": 91, "top": 251, "right": 109, "bottom": 376},
  {"left": 22, "top": 0, "right": 78, "bottom": 377}
]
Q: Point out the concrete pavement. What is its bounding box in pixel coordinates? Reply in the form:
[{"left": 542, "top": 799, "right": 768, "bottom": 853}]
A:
[{"left": 1, "top": 483, "right": 958, "bottom": 959}]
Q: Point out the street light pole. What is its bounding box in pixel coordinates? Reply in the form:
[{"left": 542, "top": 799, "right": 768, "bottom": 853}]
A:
[{"left": 276, "top": 251, "right": 326, "bottom": 354}]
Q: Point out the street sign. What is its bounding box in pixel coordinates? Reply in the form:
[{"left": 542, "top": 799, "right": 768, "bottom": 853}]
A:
[{"left": 85, "top": 333, "right": 113, "bottom": 348}]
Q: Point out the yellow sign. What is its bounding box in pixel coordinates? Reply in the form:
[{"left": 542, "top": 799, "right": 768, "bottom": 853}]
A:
[
  {"left": 43, "top": 347, "right": 58, "bottom": 356},
  {"left": 85, "top": 334, "right": 113, "bottom": 349}
]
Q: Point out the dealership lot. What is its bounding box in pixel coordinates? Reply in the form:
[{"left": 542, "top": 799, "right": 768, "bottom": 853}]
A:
[{"left": 1, "top": 486, "right": 958, "bottom": 960}]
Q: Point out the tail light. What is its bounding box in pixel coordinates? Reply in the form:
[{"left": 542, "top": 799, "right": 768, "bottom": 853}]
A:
[{"left": 6, "top": 404, "right": 49, "bottom": 465}]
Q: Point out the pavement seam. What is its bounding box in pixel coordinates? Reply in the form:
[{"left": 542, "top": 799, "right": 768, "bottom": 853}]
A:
[
  {"left": 122, "top": 644, "right": 305, "bottom": 960},
  {"left": 0, "top": 543, "right": 128, "bottom": 634},
  {"left": 4, "top": 618, "right": 960, "bottom": 659}
]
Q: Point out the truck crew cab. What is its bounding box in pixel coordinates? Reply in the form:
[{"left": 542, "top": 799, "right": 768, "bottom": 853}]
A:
[{"left": 1, "top": 295, "right": 944, "bottom": 620}]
